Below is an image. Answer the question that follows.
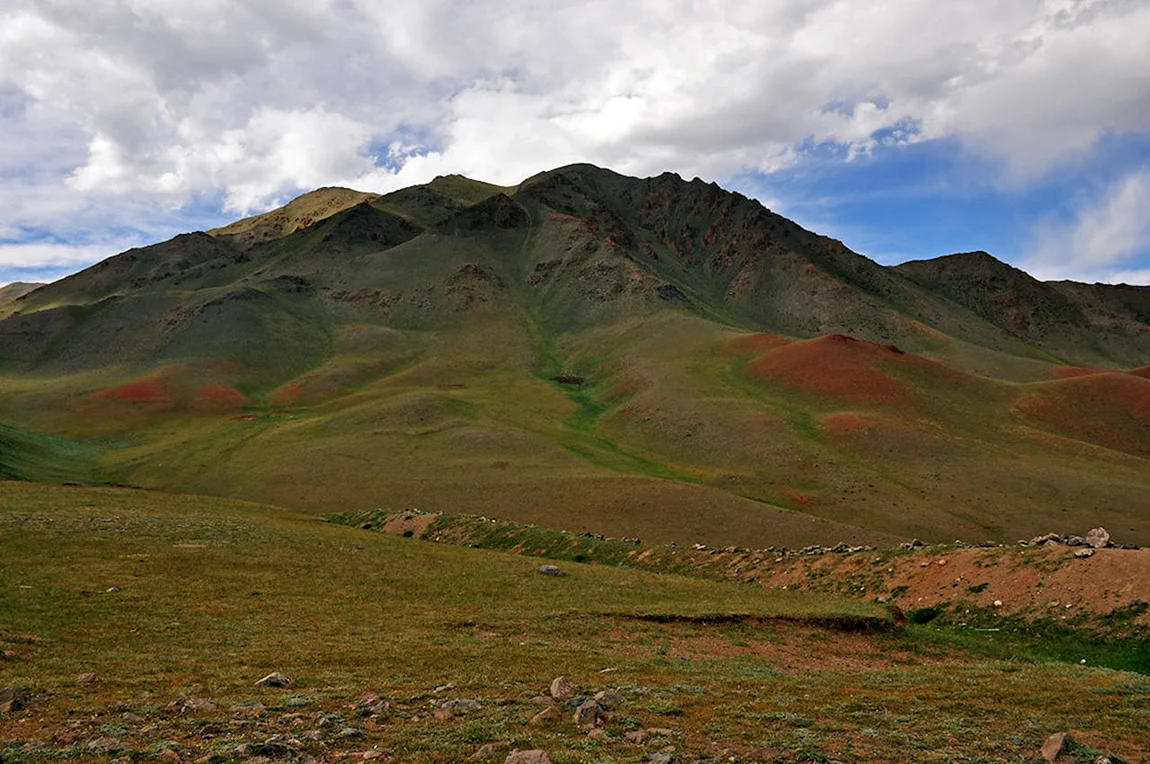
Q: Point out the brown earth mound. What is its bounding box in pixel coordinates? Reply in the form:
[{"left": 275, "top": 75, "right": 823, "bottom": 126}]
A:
[
  {"left": 747, "top": 334, "right": 915, "bottom": 405},
  {"left": 193, "top": 384, "right": 251, "bottom": 412},
  {"left": 91, "top": 377, "right": 170, "bottom": 403},
  {"left": 1130, "top": 366, "right": 1150, "bottom": 379},
  {"left": 1015, "top": 373, "right": 1150, "bottom": 457}
]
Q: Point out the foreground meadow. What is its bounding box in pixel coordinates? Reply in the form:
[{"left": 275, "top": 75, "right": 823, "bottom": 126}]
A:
[{"left": 1, "top": 483, "right": 1147, "bottom": 762}]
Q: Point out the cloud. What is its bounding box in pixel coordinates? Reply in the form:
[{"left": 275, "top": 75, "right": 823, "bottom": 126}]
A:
[
  {"left": 1024, "top": 166, "right": 1150, "bottom": 283},
  {"left": 0, "top": 0, "right": 1148, "bottom": 276}
]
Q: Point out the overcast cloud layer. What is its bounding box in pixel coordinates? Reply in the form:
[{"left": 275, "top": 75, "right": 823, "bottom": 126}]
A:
[{"left": 1, "top": 0, "right": 1149, "bottom": 284}]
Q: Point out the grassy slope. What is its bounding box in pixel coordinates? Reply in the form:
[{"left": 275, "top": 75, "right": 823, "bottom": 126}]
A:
[
  {"left": 2, "top": 483, "right": 1147, "bottom": 763},
  {"left": 0, "top": 169, "right": 1146, "bottom": 549}
]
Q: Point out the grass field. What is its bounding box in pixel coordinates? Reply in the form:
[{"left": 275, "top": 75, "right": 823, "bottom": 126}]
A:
[{"left": 2, "top": 483, "right": 1147, "bottom": 762}]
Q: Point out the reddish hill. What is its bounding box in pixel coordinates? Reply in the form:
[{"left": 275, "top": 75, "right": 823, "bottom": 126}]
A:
[
  {"left": 747, "top": 334, "right": 931, "bottom": 406},
  {"left": 1015, "top": 373, "right": 1150, "bottom": 457},
  {"left": 1130, "top": 366, "right": 1150, "bottom": 379}
]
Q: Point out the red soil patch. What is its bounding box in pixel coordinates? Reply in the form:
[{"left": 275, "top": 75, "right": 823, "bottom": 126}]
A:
[
  {"left": 91, "top": 377, "right": 170, "bottom": 404},
  {"left": 747, "top": 334, "right": 915, "bottom": 405},
  {"left": 719, "top": 332, "right": 790, "bottom": 355},
  {"left": 1015, "top": 373, "right": 1150, "bottom": 456},
  {"left": 820, "top": 411, "right": 878, "bottom": 436},
  {"left": 783, "top": 488, "right": 814, "bottom": 506},
  {"left": 1130, "top": 366, "right": 1150, "bottom": 379},
  {"left": 269, "top": 382, "right": 303, "bottom": 407},
  {"left": 194, "top": 384, "right": 251, "bottom": 411}
]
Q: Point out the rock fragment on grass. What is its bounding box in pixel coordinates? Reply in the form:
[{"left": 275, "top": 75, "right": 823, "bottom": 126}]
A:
[
  {"left": 529, "top": 705, "right": 561, "bottom": 725},
  {"left": 255, "top": 672, "right": 292, "bottom": 687},
  {"left": 647, "top": 754, "right": 682, "bottom": 764},
  {"left": 0, "top": 687, "right": 30, "bottom": 713},
  {"left": 1086, "top": 527, "right": 1111, "bottom": 549},
  {"left": 537, "top": 564, "right": 565, "bottom": 576},
  {"left": 572, "top": 699, "right": 603, "bottom": 727},
  {"left": 593, "top": 689, "right": 624, "bottom": 709},
  {"left": 549, "top": 676, "right": 579, "bottom": 700},
  {"left": 181, "top": 698, "right": 217, "bottom": 713},
  {"left": 504, "top": 751, "right": 552, "bottom": 764},
  {"left": 87, "top": 736, "right": 121, "bottom": 751},
  {"left": 76, "top": 672, "right": 99, "bottom": 684},
  {"left": 1041, "top": 732, "right": 1073, "bottom": 762}
]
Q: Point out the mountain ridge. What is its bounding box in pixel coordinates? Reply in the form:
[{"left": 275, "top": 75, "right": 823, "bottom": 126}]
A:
[{"left": 0, "top": 163, "right": 1146, "bottom": 548}]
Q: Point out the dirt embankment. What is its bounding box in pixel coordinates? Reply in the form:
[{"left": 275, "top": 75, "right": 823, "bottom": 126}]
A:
[{"left": 345, "top": 510, "right": 1150, "bottom": 628}]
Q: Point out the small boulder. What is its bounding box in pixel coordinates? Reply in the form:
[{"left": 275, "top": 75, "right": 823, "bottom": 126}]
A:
[
  {"left": 529, "top": 705, "right": 561, "bottom": 725},
  {"left": 647, "top": 754, "right": 683, "bottom": 764},
  {"left": 1086, "top": 527, "right": 1111, "bottom": 549},
  {"left": 469, "top": 740, "right": 510, "bottom": 760},
  {"left": 593, "top": 689, "right": 625, "bottom": 710},
  {"left": 76, "top": 672, "right": 99, "bottom": 684},
  {"left": 1041, "top": 732, "right": 1073, "bottom": 762},
  {"left": 572, "top": 699, "right": 602, "bottom": 727},
  {"left": 181, "top": 698, "right": 216, "bottom": 713},
  {"left": 537, "top": 565, "right": 566, "bottom": 577},
  {"left": 87, "top": 737, "right": 122, "bottom": 751},
  {"left": 255, "top": 672, "right": 292, "bottom": 688},
  {"left": 0, "top": 687, "right": 30, "bottom": 713},
  {"left": 504, "top": 751, "right": 552, "bottom": 764},
  {"left": 549, "top": 676, "right": 579, "bottom": 700},
  {"left": 1074, "top": 549, "right": 1095, "bottom": 559}
]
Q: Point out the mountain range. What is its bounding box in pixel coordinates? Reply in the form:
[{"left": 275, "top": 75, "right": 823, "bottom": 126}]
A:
[{"left": 0, "top": 164, "right": 1147, "bottom": 547}]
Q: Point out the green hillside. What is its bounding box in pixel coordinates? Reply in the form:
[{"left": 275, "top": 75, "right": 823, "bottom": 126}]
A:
[{"left": 0, "top": 165, "right": 1146, "bottom": 547}]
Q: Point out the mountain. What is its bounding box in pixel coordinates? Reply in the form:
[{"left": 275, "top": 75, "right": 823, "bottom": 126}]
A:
[{"left": 0, "top": 164, "right": 1146, "bottom": 547}]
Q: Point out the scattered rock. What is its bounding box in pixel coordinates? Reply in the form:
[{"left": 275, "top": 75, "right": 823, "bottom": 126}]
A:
[
  {"left": 433, "top": 707, "right": 454, "bottom": 721},
  {"left": 87, "top": 736, "right": 122, "bottom": 751},
  {"left": 76, "top": 672, "right": 99, "bottom": 684},
  {"left": 1086, "top": 527, "right": 1111, "bottom": 549},
  {"left": 504, "top": 751, "right": 552, "bottom": 764},
  {"left": 529, "top": 706, "right": 561, "bottom": 725},
  {"left": 121, "top": 712, "right": 145, "bottom": 722},
  {"left": 549, "top": 676, "right": 579, "bottom": 700},
  {"left": 182, "top": 698, "right": 217, "bottom": 713},
  {"left": 625, "top": 729, "right": 648, "bottom": 744},
  {"left": 593, "top": 689, "right": 624, "bottom": 710},
  {"left": 436, "top": 699, "right": 481, "bottom": 714},
  {"left": 537, "top": 565, "right": 566, "bottom": 577},
  {"left": 1041, "top": 732, "right": 1073, "bottom": 762},
  {"left": 470, "top": 740, "right": 510, "bottom": 759},
  {"left": 563, "top": 695, "right": 590, "bottom": 708},
  {"left": 255, "top": 672, "right": 292, "bottom": 688},
  {"left": 1074, "top": 549, "right": 1095, "bottom": 559},
  {"left": 363, "top": 752, "right": 384, "bottom": 761},
  {"left": 647, "top": 754, "right": 682, "bottom": 764},
  {"left": 572, "top": 699, "right": 603, "bottom": 727},
  {"left": 0, "top": 687, "right": 30, "bottom": 713},
  {"left": 338, "top": 727, "right": 365, "bottom": 739},
  {"left": 434, "top": 682, "right": 457, "bottom": 693},
  {"left": 158, "top": 748, "right": 181, "bottom": 762}
]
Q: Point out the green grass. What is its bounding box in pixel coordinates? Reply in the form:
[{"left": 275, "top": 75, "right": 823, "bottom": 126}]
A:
[{"left": 2, "top": 483, "right": 1147, "bottom": 762}]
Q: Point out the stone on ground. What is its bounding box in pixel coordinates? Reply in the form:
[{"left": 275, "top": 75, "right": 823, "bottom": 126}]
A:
[
  {"left": 504, "top": 751, "right": 552, "bottom": 764},
  {"left": 255, "top": 672, "right": 292, "bottom": 687},
  {"left": 549, "top": 676, "right": 579, "bottom": 700}
]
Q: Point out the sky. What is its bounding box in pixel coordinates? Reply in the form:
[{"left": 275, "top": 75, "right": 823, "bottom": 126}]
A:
[{"left": 0, "top": 0, "right": 1148, "bottom": 286}]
